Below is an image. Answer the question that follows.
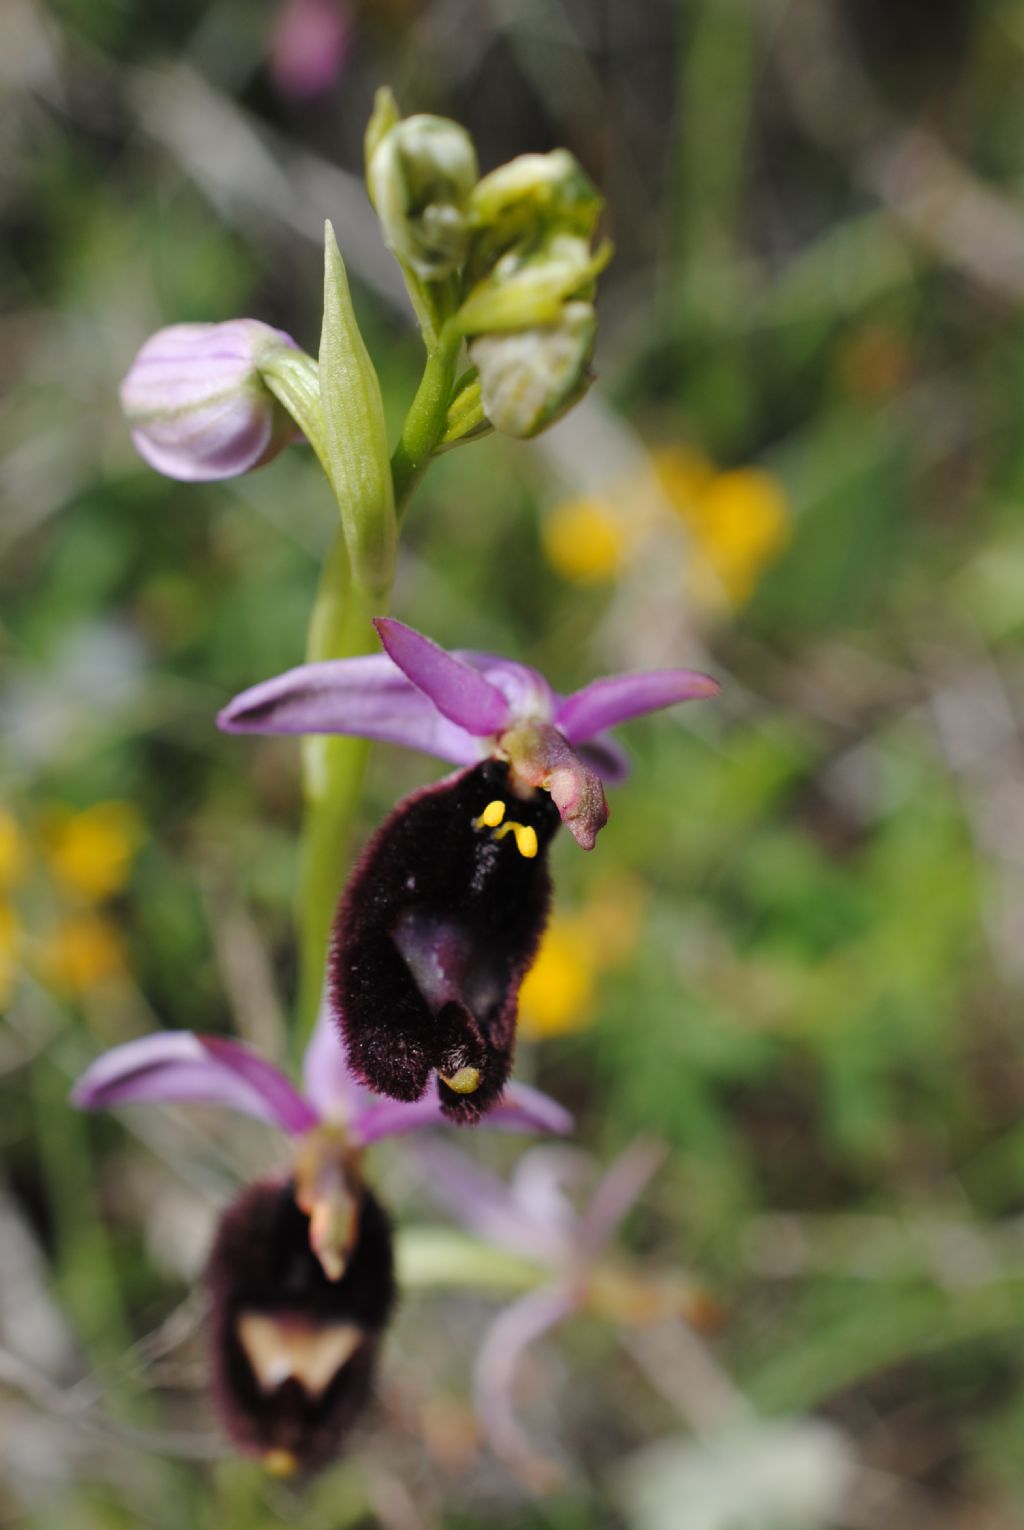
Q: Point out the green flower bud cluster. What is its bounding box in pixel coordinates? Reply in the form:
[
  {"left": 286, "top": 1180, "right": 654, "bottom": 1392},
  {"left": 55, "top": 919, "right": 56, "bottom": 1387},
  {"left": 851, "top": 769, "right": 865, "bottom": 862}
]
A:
[{"left": 366, "top": 91, "right": 610, "bottom": 440}]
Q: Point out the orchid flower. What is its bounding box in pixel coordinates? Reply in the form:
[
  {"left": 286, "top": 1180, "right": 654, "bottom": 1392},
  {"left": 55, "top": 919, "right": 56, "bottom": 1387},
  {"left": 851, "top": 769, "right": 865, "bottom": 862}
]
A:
[
  {"left": 220, "top": 616, "right": 719, "bottom": 852},
  {"left": 72, "top": 1011, "right": 569, "bottom": 1474},
  {"left": 413, "top": 1138, "right": 704, "bottom": 1484},
  {"left": 219, "top": 618, "right": 718, "bottom": 1120}
]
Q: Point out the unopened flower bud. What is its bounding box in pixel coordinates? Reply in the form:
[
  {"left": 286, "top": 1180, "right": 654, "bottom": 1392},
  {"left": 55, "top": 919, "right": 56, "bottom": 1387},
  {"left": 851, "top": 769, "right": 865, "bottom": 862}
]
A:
[
  {"left": 120, "top": 320, "right": 304, "bottom": 482},
  {"left": 469, "top": 300, "right": 597, "bottom": 439},
  {"left": 458, "top": 231, "right": 607, "bottom": 335},
  {"left": 467, "top": 149, "right": 602, "bottom": 280},
  {"left": 437, "top": 374, "right": 491, "bottom": 450},
  {"left": 367, "top": 111, "right": 478, "bottom": 282}
]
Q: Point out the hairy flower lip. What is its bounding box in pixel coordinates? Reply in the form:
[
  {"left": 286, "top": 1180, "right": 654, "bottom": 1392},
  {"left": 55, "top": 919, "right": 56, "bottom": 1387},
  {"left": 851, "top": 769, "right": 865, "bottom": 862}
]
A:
[
  {"left": 217, "top": 617, "right": 718, "bottom": 848},
  {"left": 206, "top": 1176, "right": 395, "bottom": 1472},
  {"left": 329, "top": 759, "right": 560, "bottom": 1123}
]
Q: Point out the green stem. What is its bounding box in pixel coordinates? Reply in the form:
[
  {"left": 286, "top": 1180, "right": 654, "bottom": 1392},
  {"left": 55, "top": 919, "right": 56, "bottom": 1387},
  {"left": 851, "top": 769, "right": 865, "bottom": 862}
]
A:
[
  {"left": 390, "top": 325, "right": 463, "bottom": 514},
  {"left": 296, "top": 533, "right": 386, "bottom": 1047}
]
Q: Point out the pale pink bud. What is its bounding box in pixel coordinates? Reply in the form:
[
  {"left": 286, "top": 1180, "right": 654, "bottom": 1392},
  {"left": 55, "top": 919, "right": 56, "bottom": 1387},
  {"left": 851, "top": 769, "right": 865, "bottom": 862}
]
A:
[{"left": 120, "top": 320, "right": 303, "bottom": 482}]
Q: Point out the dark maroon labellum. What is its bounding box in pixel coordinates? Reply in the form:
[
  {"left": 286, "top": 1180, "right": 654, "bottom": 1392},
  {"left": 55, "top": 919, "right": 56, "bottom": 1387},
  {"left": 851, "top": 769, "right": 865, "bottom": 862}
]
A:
[
  {"left": 330, "top": 759, "right": 560, "bottom": 1122},
  {"left": 206, "top": 1177, "right": 395, "bottom": 1474}
]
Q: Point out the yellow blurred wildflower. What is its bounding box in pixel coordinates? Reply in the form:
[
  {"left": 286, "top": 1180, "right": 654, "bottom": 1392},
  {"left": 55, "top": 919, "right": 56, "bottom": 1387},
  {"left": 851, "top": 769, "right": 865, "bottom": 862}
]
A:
[
  {"left": 577, "top": 870, "right": 648, "bottom": 966},
  {"left": 42, "top": 800, "right": 144, "bottom": 902},
  {"left": 41, "top": 912, "right": 127, "bottom": 995},
  {"left": 649, "top": 444, "right": 716, "bottom": 515},
  {"left": 0, "top": 903, "right": 22, "bottom": 1010},
  {"left": 519, "top": 916, "right": 597, "bottom": 1039},
  {"left": 0, "top": 811, "right": 27, "bottom": 891},
  {"left": 542, "top": 496, "right": 626, "bottom": 584},
  {"left": 542, "top": 443, "right": 790, "bottom": 610},
  {"left": 519, "top": 873, "right": 649, "bottom": 1041},
  {"left": 655, "top": 454, "right": 790, "bottom": 607}
]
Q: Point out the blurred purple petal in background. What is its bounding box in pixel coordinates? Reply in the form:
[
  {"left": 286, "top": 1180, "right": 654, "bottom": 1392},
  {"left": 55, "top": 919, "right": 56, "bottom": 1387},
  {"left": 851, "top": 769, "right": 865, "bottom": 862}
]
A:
[{"left": 270, "top": 0, "right": 351, "bottom": 99}]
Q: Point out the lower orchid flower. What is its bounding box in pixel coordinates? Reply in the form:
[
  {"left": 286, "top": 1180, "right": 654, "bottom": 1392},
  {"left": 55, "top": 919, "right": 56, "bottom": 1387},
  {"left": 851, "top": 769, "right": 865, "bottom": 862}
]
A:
[
  {"left": 219, "top": 619, "right": 718, "bottom": 1119},
  {"left": 411, "top": 1138, "right": 708, "bottom": 1486},
  {"left": 71, "top": 1011, "right": 569, "bottom": 1475}
]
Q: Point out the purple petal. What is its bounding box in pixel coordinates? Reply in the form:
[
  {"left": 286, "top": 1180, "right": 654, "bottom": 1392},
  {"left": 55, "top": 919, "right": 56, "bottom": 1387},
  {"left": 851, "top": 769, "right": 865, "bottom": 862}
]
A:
[
  {"left": 510, "top": 1146, "right": 588, "bottom": 1236},
  {"left": 71, "top": 1032, "right": 318, "bottom": 1136},
  {"left": 412, "top": 1142, "right": 567, "bottom": 1264},
  {"left": 474, "top": 1283, "right": 577, "bottom": 1479},
  {"left": 576, "top": 1139, "right": 666, "bottom": 1258},
  {"left": 354, "top": 1079, "right": 573, "bottom": 1147},
  {"left": 489, "top": 1082, "right": 574, "bottom": 1138},
  {"left": 218, "top": 654, "right": 481, "bottom": 764},
  {"left": 302, "top": 1000, "right": 374, "bottom": 1124},
  {"left": 457, "top": 654, "right": 556, "bottom": 726},
  {"left": 555, "top": 669, "right": 720, "bottom": 744},
  {"left": 374, "top": 619, "right": 511, "bottom": 736},
  {"left": 575, "top": 730, "right": 631, "bottom": 784},
  {"left": 353, "top": 1093, "right": 461, "bottom": 1147}
]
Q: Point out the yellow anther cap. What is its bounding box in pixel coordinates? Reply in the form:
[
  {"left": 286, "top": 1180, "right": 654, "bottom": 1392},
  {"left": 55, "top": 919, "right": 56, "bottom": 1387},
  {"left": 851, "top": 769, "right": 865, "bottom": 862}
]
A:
[
  {"left": 513, "top": 824, "right": 538, "bottom": 859},
  {"left": 264, "top": 1449, "right": 299, "bottom": 1478},
  {"left": 477, "top": 799, "right": 506, "bottom": 828},
  {"left": 492, "top": 819, "right": 539, "bottom": 858},
  {"left": 439, "top": 1065, "right": 482, "bottom": 1095}
]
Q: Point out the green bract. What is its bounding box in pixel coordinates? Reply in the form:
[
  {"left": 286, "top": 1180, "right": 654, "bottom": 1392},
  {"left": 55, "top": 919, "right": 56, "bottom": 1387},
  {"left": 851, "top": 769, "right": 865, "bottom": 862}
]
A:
[{"left": 318, "top": 222, "right": 396, "bottom": 596}]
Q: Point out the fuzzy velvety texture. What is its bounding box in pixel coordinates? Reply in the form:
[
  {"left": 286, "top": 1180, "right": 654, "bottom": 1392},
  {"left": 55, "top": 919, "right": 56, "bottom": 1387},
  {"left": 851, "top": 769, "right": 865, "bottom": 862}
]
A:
[
  {"left": 330, "top": 759, "right": 560, "bottom": 1123},
  {"left": 206, "top": 1177, "right": 395, "bottom": 1471}
]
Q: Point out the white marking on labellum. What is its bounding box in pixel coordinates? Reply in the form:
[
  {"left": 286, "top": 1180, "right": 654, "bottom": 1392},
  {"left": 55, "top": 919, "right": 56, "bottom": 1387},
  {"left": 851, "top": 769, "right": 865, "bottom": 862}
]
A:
[{"left": 237, "top": 1313, "right": 363, "bottom": 1397}]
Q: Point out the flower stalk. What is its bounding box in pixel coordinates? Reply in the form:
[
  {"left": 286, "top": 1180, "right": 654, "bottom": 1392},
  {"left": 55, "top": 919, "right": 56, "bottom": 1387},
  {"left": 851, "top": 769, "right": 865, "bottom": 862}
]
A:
[
  {"left": 296, "top": 533, "right": 380, "bottom": 1044},
  {"left": 390, "top": 321, "right": 464, "bottom": 514}
]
